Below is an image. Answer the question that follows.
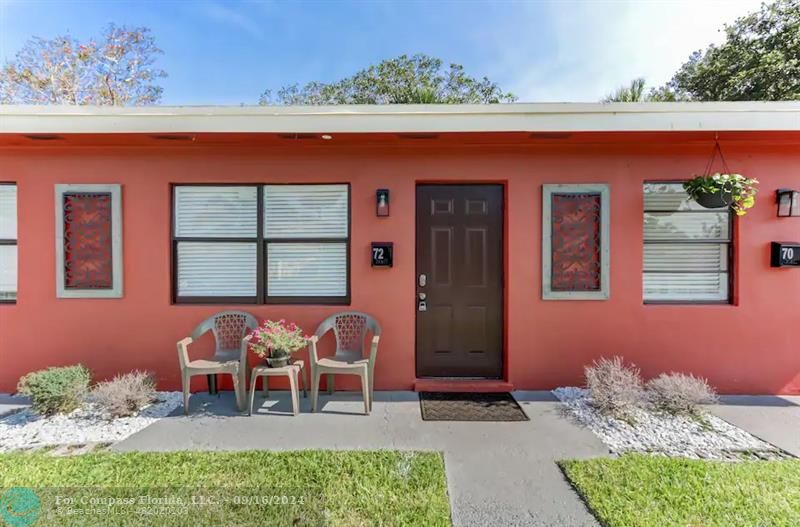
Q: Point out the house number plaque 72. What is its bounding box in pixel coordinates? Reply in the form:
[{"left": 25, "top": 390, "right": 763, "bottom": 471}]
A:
[{"left": 371, "top": 242, "right": 393, "bottom": 268}]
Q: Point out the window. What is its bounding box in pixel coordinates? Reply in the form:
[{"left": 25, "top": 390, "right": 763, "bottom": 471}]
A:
[
  {"left": 0, "top": 184, "right": 17, "bottom": 303},
  {"left": 542, "top": 184, "right": 610, "bottom": 300},
  {"left": 172, "top": 184, "right": 349, "bottom": 304},
  {"left": 643, "top": 183, "right": 732, "bottom": 303},
  {"left": 55, "top": 184, "right": 123, "bottom": 298}
]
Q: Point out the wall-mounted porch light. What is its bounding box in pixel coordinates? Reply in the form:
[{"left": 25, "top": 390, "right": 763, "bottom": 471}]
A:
[
  {"left": 376, "top": 189, "right": 390, "bottom": 217},
  {"left": 776, "top": 189, "right": 800, "bottom": 217}
]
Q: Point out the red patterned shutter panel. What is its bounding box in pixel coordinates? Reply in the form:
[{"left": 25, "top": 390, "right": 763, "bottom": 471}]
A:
[
  {"left": 550, "top": 193, "right": 602, "bottom": 291},
  {"left": 63, "top": 192, "right": 114, "bottom": 289}
]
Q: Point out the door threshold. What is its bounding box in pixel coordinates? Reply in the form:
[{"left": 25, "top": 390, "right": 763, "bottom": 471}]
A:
[{"left": 414, "top": 379, "right": 514, "bottom": 393}]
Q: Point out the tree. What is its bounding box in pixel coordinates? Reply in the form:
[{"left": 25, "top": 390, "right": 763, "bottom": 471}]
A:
[
  {"left": 603, "top": 77, "right": 647, "bottom": 102},
  {"left": 603, "top": 77, "right": 686, "bottom": 102},
  {"left": 260, "top": 54, "right": 516, "bottom": 105},
  {"left": 0, "top": 24, "right": 166, "bottom": 105},
  {"left": 661, "top": 0, "right": 800, "bottom": 101}
]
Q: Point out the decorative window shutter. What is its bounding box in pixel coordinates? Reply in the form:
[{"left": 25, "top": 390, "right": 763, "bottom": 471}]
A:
[
  {"left": 542, "top": 183, "right": 611, "bottom": 300},
  {"left": 55, "top": 184, "right": 123, "bottom": 298}
]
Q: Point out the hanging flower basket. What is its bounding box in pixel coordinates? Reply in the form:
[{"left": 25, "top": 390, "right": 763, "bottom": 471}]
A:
[
  {"left": 684, "top": 174, "right": 758, "bottom": 216},
  {"left": 693, "top": 189, "right": 732, "bottom": 209},
  {"left": 684, "top": 142, "right": 758, "bottom": 216}
]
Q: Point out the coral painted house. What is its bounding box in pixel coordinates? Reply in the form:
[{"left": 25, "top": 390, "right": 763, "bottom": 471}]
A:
[{"left": 1, "top": 102, "right": 799, "bottom": 395}]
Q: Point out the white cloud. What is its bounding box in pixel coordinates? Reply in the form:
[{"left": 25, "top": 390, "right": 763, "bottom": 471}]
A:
[
  {"left": 196, "top": 0, "right": 263, "bottom": 40},
  {"left": 488, "top": 0, "right": 763, "bottom": 102}
]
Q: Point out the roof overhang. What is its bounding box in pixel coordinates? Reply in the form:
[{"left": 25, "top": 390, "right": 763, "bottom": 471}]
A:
[{"left": 1, "top": 102, "right": 798, "bottom": 134}]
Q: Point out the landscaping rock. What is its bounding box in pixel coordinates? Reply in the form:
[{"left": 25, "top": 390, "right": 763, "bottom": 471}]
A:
[
  {"left": 0, "top": 391, "right": 182, "bottom": 452},
  {"left": 553, "top": 387, "right": 789, "bottom": 460}
]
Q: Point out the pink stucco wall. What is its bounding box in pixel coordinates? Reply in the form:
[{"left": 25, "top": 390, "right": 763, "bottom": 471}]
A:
[{"left": 1, "top": 132, "right": 798, "bottom": 394}]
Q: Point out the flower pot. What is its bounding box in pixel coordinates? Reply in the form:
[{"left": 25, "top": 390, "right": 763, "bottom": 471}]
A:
[
  {"left": 695, "top": 189, "right": 732, "bottom": 209},
  {"left": 266, "top": 350, "right": 290, "bottom": 368}
]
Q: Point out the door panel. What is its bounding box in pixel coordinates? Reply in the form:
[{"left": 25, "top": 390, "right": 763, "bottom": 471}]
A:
[{"left": 416, "top": 185, "right": 504, "bottom": 378}]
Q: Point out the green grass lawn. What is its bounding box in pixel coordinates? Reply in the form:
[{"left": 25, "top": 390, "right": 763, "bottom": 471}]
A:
[
  {"left": 560, "top": 454, "right": 800, "bottom": 527},
  {"left": 0, "top": 450, "right": 451, "bottom": 526}
]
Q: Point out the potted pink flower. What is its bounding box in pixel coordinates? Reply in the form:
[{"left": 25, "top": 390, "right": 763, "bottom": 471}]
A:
[{"left": 244, "top": 319, "right": 307, "bottom": 368}]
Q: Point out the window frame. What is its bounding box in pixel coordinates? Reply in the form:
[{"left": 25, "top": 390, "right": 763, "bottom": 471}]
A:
[
  {"left": 0, "top": 182, "right": 17, "bottom": 304},
  {"left": 171, "top": 183, "right": 351, "bottom": 305},
  {"left": 55, "top": 184, "right": 124, "bottom": 299},
  {"left": 643, "top": 180, "right": 734, "bottom": 305},
  {"left": 542, "top": 183, "right": 611, "bottom": 300}
]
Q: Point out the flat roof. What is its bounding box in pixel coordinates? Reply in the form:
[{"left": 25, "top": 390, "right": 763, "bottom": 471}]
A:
[{"left": 1, "top": 102, "right": 798, "bottom": 134}]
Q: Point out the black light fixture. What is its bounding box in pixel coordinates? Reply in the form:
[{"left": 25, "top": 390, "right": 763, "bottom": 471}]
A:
[
  {"left": 776, "top": 189, "right": 800, "bottom": 217},
  {"left": 376, "top": 189, "right": 390, "bottom": 217}
]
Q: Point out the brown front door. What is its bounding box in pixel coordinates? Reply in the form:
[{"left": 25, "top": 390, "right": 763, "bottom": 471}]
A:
[{"left": 416, "top": 184, "right": 504, "bottom": 378}]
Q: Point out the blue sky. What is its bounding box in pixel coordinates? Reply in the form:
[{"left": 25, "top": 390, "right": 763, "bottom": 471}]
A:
[{"left": 0, "top": 0, "right": 762, "bottom": 105}]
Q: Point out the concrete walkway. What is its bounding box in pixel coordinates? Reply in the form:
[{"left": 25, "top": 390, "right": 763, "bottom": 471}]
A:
[
  {"left": 115, "top": 391, "right": 608, "bottom": 527},
  {"left": 0, "top": 394, "right": 29, "bottom": 417},
  {"left": 707, "top": 395, "right": 800, "bottom": 457}
]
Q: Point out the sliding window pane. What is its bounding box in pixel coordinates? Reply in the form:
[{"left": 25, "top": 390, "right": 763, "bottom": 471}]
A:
[
  {"left": 644, "top": 244, "right": 728, "bottom": 272},
  {"left": 177, "top": 242, "right": 257, "bottom": 297},
  {"left": 267, "top": 243, "right": 346, "bottom": 297},
  {"left": 264, "top": 185, "right": 348, "bottom": 238},
  {"left": 0, "top": 245, "right": 17, "bottom": 301},
  {"left": 0, "top": 185, "right": 17, "bottom": 239},
  {"left": 644, "top": 212, "right": 729, "bottom": 241},
  {"left": 643, "top": 272, "right": 729, "bottom": 302},
  {"left": 174, "top": 186, "right": 257, "bottom": 238}
]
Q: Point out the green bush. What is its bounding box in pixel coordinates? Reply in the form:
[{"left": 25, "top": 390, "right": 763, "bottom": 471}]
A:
[{"left": 16, "top": 365, "right": 91, "bottom": 415}]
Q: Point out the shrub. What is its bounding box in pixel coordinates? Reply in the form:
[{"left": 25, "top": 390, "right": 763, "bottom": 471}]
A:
[
  {"left": 90, "top": 370, "right": 157, "bottom": 417},
  {"left": 646, "top": 372, "right": 718, "bottom": 416},
  {"left": 17, "top": 364, "right": 91, "bottom": 416},
  {"left": 585, "top": 356, "right": 644, "bottom": 419}
]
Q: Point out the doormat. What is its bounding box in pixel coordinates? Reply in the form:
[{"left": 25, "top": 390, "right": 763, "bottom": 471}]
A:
[{"left": 419, "top": 392, "right": 529, "bottom": 422}]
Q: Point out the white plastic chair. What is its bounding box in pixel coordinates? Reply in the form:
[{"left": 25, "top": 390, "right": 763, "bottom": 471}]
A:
[
  {"left": 308, "top": 312, "right": 381, "bottom": 414},
  {"left": 177, "top": 311, "right": 258, "bottom": 414}
]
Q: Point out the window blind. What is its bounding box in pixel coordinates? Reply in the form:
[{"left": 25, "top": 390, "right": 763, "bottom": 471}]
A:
[
  {"left": 0, "top": 185, "right": 17, "bottom": 301},
  {"left": 643, "top": 183, "right": 731, "bottom": 303},
  {"left": 174, "top": 186, "right": 257, "bottom": 238},
  {"left": 264, "top": 185, "right": 348, "bottom": 299},
  {"left": 173, "top": 186, "right": 258, "bottom": 301},
  {"left": 0, "top": 185, "right": 16, "bottom": 240},
  {"left": 172, "top": 184, "right": 350, "bottom": 303},
  {"left": 264, "top": 185, "right": 348, "bottom": 238},
  {"left": 177, "top": 242, "right": 257, "bottom": 297},
  {"left": 0, "top": 245, "right": 17, "bottom": 300},
  {"left": 267, "top": 243, "right": 347, "bottom": 297}
]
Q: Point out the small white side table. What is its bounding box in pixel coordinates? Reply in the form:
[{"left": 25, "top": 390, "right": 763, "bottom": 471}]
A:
[{"left": 248, "top": 360, "right": 306, "bottom": 416}]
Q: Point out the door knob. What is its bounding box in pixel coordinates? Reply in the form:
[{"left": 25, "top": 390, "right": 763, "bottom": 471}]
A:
[{"left": 418, "top": 292, "right": 427, "bottom": 300}]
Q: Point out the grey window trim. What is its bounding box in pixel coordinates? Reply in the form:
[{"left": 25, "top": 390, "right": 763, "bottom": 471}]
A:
[
  {"left": 55, "top": 184, "right": 123, "bottom": 298},
  {"left": 542, "top": 183, "right": 610, "bottom": 300}
]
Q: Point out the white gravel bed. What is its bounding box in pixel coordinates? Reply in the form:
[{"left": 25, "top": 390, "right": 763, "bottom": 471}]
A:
[
  {"left": 553, "top": 386, "right": 786, "bottom": 460},
  {"left": 0, "top": 392, "right": 182, "bottom": 452}
]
